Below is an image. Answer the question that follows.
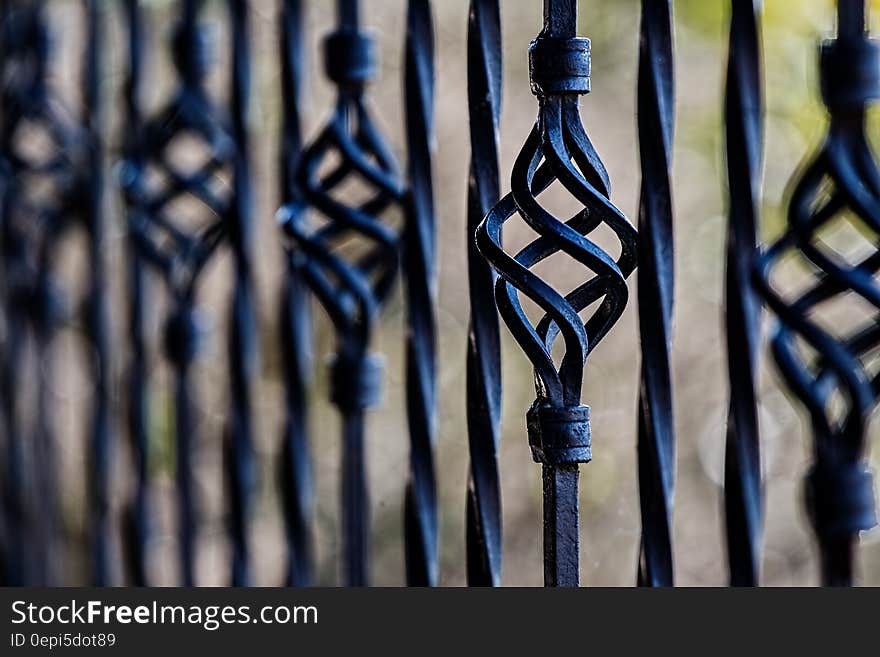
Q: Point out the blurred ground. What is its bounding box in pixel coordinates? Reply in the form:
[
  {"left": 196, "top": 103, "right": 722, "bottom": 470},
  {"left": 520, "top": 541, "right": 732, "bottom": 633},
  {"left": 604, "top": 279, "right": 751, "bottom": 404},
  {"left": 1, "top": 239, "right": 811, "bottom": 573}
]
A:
[{"left": 41, "top": 0, "right": 880, "bottom": 585}]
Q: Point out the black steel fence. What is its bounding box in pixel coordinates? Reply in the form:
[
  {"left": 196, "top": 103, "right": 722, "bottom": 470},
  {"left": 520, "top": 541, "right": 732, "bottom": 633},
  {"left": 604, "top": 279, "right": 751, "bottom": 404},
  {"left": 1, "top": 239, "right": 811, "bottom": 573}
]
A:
[{"left": 0, "top": 0, "right": 877, "bottom": 587}]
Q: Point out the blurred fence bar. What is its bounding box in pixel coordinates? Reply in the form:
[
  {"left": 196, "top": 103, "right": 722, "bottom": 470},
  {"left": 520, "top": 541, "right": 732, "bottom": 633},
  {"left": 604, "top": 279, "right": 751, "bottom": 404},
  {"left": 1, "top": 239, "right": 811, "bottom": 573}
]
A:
[
  {"left": 753, "top": 0, "right": 879, "bottom": 586},
  {"left": 0, "top": 0, "right": 105, "bottom": 585},
  {"left": 119, "top": 0, "right": 255, "bottom": 585},
  {"left": 0, "top": 0, "right": 877, "bottom": 587},
  {"left": 280, "top": 0, "right": 405, "bottom": 586}
]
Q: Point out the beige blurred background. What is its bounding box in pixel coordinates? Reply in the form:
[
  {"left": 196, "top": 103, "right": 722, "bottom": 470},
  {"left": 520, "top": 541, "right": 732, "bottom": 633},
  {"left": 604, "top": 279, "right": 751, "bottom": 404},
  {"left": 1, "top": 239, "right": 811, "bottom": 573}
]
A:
[{"left": 40, "top": 0, "right": 880, "bottom": 586}]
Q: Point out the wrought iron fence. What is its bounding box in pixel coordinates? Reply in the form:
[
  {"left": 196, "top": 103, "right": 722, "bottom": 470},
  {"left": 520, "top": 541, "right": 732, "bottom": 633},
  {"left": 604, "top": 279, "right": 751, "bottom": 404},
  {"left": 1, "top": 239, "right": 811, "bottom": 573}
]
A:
[{"left": 0, "top": 0, "right": 878, "bottom": 587}]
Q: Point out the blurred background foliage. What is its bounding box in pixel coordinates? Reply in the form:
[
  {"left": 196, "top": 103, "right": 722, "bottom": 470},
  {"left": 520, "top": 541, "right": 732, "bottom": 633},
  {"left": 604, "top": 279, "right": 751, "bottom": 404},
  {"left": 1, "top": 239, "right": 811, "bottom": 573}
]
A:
[{"left": 42, "top": 0, "right": 880, "bottom": 585}]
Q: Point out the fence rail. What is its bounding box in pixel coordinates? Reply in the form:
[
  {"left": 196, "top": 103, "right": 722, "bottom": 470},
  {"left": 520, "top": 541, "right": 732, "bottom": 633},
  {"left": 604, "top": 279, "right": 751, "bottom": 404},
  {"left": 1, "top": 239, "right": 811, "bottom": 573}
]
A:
[{"left": 0, "top": 0, "right": 877, "bottom": 587}]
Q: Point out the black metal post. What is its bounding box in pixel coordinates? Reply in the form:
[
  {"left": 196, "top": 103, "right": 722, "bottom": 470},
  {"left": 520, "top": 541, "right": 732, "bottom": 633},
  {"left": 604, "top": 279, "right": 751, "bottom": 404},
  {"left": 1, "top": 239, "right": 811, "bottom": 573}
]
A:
[{"left": 476, "top": 0, "right": 637, "bottom": 587}]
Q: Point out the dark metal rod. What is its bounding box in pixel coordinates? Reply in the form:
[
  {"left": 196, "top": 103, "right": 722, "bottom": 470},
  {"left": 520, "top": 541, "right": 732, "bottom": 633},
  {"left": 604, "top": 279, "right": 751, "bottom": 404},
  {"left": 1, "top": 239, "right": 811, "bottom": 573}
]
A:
[
  {"left": 175, "top": 355, "right": 197, "bottom": 587},
  {"left": 465, "top": 0, "right": 503, "bottom": 587},
  {"left": 226, "top": 0, "right": 255, "bottom": 588},
  {"left": 83, "top": 0, "right": 113, "bottom": 587},
  {"left": 542, "top": 465, "right": 579, "bottom": 587},
  {"left": 280, "top": 267, "right": 314, "bottom": 586},
  {"left": 723, "top": 0, "right": 764, "bottom": 587},
  {"left": 402, "top": 0, "right": 439, "bottom": 587},
  {"left": 635, "top": 0, "right": 676, "bottom": 588},
  {"left": 122, "top": 0, "right": 151, "bottom": 587},
  {"left": 839, "top": 0, "right": 866, "bottom": 39},
  {"left": 338, "top": 0, "right": 359, "bottom": 30},
  {"left": 543, "top": 0, "right": 576, "bottom": 38},
  {"left": 279, "top": 0, "right": 315, "bottom": 587},
  {"left": 342, "top": 410, "right": 369, "bottom": 586}
]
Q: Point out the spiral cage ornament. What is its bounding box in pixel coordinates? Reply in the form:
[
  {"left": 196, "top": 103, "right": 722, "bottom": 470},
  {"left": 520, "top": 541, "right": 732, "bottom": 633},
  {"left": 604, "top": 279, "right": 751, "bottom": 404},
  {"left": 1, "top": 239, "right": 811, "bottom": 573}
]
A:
[
  {"left": 0, "top": 0, "right": 108, "bottom": 585},
  {"left": 121, "top": 0, "right": 256, "bottom": 586},
  {"left": 476, "top": 0, "right": 638, "bottom": 587},
  {"left": 754, "top": 0, "right": 880, "bottom": 586},
  {"left": 279, "top": 0, "right": 405, "bottom": 586}
]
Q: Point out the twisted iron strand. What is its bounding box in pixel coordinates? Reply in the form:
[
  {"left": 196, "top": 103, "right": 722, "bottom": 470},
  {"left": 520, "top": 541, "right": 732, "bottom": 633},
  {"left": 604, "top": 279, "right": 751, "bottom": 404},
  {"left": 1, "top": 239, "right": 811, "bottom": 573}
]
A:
[
  {"left": 636, "top": 0, "right": 676, "bottom": 588},
  {"left": 465, "top": 0, "right": 503, "bottom": 587},
  {"left": 402, "top": 0, "right": 439, "bottom": 587},
  {"left": 724, "top": 0, "right": 765, "bottom": 587}
]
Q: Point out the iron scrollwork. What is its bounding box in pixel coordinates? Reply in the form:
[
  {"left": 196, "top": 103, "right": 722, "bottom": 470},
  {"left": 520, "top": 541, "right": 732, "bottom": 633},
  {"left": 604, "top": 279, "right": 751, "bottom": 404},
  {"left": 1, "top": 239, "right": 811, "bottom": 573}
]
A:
[
  {"left": 121, "top": 0, "right": 256, "bottom": 586},
  {"left": 754, "top": 0, "right": 879, "bottom": 586},
  {"left": 279, "top": 0, "right": 405, "bottom": 586},
  {"left": 476, "top": 0, "right": 638, "bottom": 587},
  {"left": 0, "top": 0, "right": 110, "bottom": 585}
]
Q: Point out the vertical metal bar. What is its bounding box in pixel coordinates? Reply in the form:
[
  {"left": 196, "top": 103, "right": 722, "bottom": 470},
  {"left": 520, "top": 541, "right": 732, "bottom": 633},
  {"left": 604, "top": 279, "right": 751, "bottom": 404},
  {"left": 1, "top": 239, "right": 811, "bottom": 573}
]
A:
[
  {"left": 635, "top": 0, "right": 676, "bottom": 588},
  {"left": 278, "top": 0, "right": 315, "bottom": 588},
  {"left": 402, "top": 0, "right": 439, "bottom": 587},
  {"left": 542, "top": 464, "right": 579, "bottom": 587},
  {"left": 338, "top": 0, "right": 359, "bottom": 31},
  {"left": 839, "top": 0, "right": 866, "bottom": 40},
  {"left": 174, "top": 340, "right": 197, "bottom": 587},
  {"left": 225, "top": 0, "right": 256, "bottom": 588},
  {"left": 341, "top": 411, "right": 368, "bottom": 585},
  {"left": 122, "top": 0, "right": 151, "bottom": 587},
  {"left": 83, "top": 0, "right": 113, "bottom": 586},
  {"left": 122, "top": 0, "right": 249, "bottom": 587},
  {"left": 465, "top": 0, "right": 503, "bottom": 587},
  {"left": 723, "top": 0, "right": 764, "bottom": 587}
]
